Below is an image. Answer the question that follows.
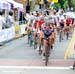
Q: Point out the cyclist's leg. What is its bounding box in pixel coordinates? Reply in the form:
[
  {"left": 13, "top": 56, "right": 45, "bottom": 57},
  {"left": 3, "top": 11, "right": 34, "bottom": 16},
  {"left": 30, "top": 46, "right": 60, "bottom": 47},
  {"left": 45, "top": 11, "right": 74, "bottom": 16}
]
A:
[
  {"left": 43, "top": 39, "right": 47, "bottom": 54},
  {"left": 60, "top": 25, "right": 65, "bottom": 39},
  {"left": 49, "top": 34, "right": 54, "bottom": 49},
  {"left": 32, "top": 27, "right": 37, "bottom": 40},
  {"left": 57, "top": 26, "right": 60, "bottom": 33},
  {"left": 36, "top": 30, "right": 43, "bottom": 50},
  {"left": 40, "top": 30, "right": 44, "bottom": 46},
  {"left": 49, "top": 35, "right": 52, "bottom": 45},
  {"left": 52, "top": 24, "right": 56, "bottom": 42},
  {"left": 42, "top": 39, "right": 47, "bottom": 60},
  {"left": 51, "top": 32, "right": 55, "bottom": 48},
  {"left": 65, "top": 25, "right": 70, "bottom": 36},
  {"left": 69, "top": 24, "right": 73, "bottom": 36},
  {"left": 41, "top": 32, "right": 48, "bottom": 59}
]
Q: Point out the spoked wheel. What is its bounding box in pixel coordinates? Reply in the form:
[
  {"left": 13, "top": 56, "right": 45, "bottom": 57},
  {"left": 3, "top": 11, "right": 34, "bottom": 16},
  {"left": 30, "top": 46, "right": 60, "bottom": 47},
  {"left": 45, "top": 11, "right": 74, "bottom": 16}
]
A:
[
  {"left": 29, "top": 35, "right": 33, "bottom": 47},
  {"left": 73, "top": 62, "right": 75, "bottom": 70},
  {"left": 59, "top": 31, "right": 62, "bottom": 42},
  {"left": 66, "top": 31, "right": 69, "bottom": 40},
  {"left": 30, "top": 39, "right": 33, "bottom": 47},
  {"left": 39, "top": 44, "right": 42, "bottom": 55},
  {"left": 34, "top": 41, "right": 37, "bottom": 49},
  {"left": 45, "top": 46, "right": 50, "bottom": 66},
  {"left": 28, "top": 34, "right": 30, "bottom": 44},
  {"left": 45, "top": 54, "right": 49, "bottom": 66},
  {"left": 34, "top": 34, "right": 38, "bottom": 49}
]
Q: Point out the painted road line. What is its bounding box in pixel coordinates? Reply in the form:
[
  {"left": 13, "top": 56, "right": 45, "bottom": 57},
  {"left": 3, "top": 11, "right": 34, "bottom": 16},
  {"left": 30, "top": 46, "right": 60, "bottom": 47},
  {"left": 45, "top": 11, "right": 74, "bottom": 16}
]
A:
[
  {"left": 64, "top": 32, "right": 75, "bottom": 60},
  {"left": 0, "top": 66, "right": 71, "bottom": 70}
]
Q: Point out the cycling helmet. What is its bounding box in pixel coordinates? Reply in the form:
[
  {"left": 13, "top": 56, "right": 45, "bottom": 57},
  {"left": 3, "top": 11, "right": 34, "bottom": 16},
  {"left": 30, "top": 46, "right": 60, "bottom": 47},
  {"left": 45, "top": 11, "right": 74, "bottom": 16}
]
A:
[{"left": 45, "top": 21, "right": 51, "bottom": 26}]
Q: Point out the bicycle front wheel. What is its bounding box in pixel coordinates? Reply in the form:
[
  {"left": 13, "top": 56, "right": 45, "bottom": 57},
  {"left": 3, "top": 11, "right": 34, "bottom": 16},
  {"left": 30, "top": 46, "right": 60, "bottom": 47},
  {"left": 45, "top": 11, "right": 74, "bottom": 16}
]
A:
[{"left": 45, "top": 45, "right": 50, "bottom": 66}]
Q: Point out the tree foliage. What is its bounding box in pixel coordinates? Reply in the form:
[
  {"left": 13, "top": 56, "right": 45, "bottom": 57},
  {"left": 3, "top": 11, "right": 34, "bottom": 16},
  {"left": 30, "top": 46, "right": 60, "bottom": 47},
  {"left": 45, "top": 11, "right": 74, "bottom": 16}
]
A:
[{"left": 54, "top": 0, "right": 68, "bottom": 9}]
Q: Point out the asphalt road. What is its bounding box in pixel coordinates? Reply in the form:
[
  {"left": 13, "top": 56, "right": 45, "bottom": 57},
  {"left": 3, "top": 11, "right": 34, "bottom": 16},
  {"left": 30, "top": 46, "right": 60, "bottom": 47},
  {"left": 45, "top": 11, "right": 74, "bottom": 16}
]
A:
[
  {"left": 0, "top": 68, "right": 75, "bottom": 74},
  {"left": 0, "top": 34, "right": 71, "bottom": 59},
  {"left": 0, "top": 31, "right": 74, "bottom": 66}
]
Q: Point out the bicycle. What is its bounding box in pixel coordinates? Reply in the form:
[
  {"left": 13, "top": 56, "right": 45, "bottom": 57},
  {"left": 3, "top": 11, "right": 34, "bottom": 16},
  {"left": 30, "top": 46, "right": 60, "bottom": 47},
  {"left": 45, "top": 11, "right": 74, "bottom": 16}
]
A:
[
  {"left": 73, "top": 62, "right": 75, "bottom": 70},
  {"left": 65, "top": 27, "right": 69, "bottom": 40},
  {"left": 39, "top": 38, "right": 43, "bottom": 55},
  {"left": 45, "top": 37, "right": 51, "bottom": 66},
  {"left": 59, "top": 29, "right": 62, "bottom": 42},
  {"left": 33, "top": 34, "right": 38, "bottom": 49},
  {"left": 28, "top": 31, "right": 33, "bottom": 47}
]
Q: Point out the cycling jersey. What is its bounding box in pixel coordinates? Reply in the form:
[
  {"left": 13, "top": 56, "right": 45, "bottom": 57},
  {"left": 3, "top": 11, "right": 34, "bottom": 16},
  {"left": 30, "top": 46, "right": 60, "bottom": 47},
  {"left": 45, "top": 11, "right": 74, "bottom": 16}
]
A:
[
  {"left": 43, "top": 27, "right": 53, "bottom": 40},
  {"left": 66, "top": 18, "right": 72, "bottom": 25},
  {"left": 37, "top": 20, "right": 44, "bottom": 30}
]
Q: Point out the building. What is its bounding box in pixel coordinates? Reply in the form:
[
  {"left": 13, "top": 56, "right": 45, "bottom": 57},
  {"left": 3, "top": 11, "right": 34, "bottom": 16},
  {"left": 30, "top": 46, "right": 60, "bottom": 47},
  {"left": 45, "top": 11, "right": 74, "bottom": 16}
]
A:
[
  {"left": 14, "top": 0, "right": 45, "bottom": 12},
  {"left": 14, "top": 0, "right": 26, "bottom": 12}
]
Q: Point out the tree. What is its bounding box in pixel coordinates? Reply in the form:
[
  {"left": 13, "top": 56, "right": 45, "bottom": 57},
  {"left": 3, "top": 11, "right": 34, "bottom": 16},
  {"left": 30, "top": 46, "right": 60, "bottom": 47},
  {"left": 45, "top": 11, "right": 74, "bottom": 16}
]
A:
[
  {"left": 54, "top": 3, "right": 61, "bottom": 9},
  {"left": 54, "top": 0, "right": 67, "bottom": 9},
  {"left": 63, "top": 0, "right": 68, "bottom": 8},
  {"left": 59, "top": 0, "right": 65, "bottom": 8},
  {"left": 67, "top": 0, "right": 75, "bottom": 10}
]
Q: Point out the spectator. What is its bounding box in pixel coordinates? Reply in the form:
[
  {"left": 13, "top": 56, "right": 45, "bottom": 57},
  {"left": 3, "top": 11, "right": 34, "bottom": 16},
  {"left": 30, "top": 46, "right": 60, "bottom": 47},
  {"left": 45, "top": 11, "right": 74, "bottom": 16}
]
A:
[
  {"left": 6, "top": 11, "right": 14, "bottom": 28},
  {"left": 0, "top": 10, "right": 5, "bottom": 30},
  {"left": 19, "top": 12, "right": 26, "bottom": 25},
  {"left": 0, "top": 10, "right": 5, "bottom": 46}
]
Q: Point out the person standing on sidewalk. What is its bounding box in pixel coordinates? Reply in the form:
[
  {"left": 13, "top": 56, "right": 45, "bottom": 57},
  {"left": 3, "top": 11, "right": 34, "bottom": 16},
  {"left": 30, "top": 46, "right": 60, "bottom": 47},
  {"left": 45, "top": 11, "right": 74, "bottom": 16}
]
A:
[
  {"left": 0, "top": 10, "right": 5, "bottom": 30},
  {"left": 6, "top": 11, "right": 14, "bottom": 28},
  {"left": 0, "top": 10, "right": 5, "bottom": 46}
]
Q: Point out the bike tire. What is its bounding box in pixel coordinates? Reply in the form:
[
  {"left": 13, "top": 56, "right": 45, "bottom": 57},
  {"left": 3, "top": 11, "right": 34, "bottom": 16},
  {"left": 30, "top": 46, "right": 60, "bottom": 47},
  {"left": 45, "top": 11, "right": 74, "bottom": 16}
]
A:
[
  {"left": 66, "top": 32, "right": 68, "bottom": 40},
  {"left": 28, "top": 37, "right": 30, "bottom": 44},
  {"left": 59, "top": 32, "right": 61, "bottom": 42},
  {"left": 73, "top": 62, "right": 75, "bottom": 70},
  {"left": 34, "top": 41, "right": 37, "bottom": 49},
  {"left": 45, "top": 45, "right": 50, "bottom": 66},
  {"left": 39, "top": 44, "right": 42, "bottom": 55},
  {"left": 30, "top": 39, "right": 33, "bottom": 47},
  {"left": 45, "top": 55, "right": 48, "bottom": 66}
]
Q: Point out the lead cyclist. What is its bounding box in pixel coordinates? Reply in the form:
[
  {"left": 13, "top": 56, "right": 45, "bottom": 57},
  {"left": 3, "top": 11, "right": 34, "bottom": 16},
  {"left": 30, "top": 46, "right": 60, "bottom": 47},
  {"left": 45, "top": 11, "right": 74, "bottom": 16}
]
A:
[{"left": 40, "top": 21, "right": 54, "bottom": 60}]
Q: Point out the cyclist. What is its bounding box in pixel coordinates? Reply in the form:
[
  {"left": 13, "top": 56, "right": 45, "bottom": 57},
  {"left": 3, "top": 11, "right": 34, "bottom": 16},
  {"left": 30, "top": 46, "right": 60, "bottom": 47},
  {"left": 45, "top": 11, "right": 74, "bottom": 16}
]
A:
[
  {"left": 48, "top": 16, "right": 56, "bottom": 48},
  {"left": 58, "top": 15, "right": 65, "bottom": 40},
  {"left": 35, "top": 17, "right": 45, "bottom": 50},
  {"left": 65, "top": 16, "right": 72, "bottom": 37},
  {"left": 52, "top": 11, "right": 57, "bottom": 26},
  {"left": 41, "top": 21, "right": 54, "bottom": 60},
  {"left": 36, "top": 17, "right": 44, "bottom": 32}
]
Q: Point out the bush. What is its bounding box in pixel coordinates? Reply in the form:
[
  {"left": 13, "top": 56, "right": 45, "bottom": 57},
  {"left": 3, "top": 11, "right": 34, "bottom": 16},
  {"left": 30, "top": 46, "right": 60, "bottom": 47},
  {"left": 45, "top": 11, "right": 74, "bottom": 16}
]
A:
[{"left": 54, "top": 3, "right": 61, "bottom": 9}]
